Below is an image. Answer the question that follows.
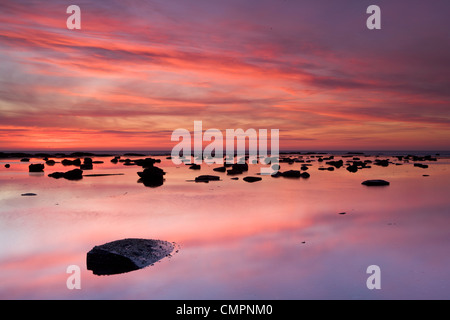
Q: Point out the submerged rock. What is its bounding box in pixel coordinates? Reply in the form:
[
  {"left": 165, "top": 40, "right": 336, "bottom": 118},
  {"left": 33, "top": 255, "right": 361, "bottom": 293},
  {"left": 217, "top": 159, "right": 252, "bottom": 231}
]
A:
[
  {"left": 280, "top": 170, "right": 301, "bottom": 178},
  {"left": 21, "top": 193, "right": 37, "bottom": 196},
  {"left": 195, "top": 175, "right": 220, "bottom": 183},
  {"left": 61, "top": 158, "right": 81, "bottom": 166},
  {"left": 137, "top": 166, "right": 165, "bottom": 187},
  {"left": 86, "top": 238, "right": 175, "bottom": 276},
  {"left": 29, "top": 163, "right": 44, "bottom": 172},
  {"left": 361, "top": 179, "right": 390, "bottom": 186},
  {"left": 48, "top": 169, "right": 83, "bottom": 180},
  {"left": 243, "top": 176, "right": 262, "bottom": 183}
]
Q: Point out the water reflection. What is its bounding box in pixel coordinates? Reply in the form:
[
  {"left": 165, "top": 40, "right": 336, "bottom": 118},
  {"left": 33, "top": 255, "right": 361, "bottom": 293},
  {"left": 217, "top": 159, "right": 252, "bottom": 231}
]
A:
[{"left": 0, "top": 154, "right": 449, "bottom": 299}]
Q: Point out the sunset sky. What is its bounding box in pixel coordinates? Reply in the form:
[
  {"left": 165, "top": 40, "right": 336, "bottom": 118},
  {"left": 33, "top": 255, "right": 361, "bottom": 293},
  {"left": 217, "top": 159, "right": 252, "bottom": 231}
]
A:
[{"left": 0, "top": 0, "right": 449, "bottom": 151}]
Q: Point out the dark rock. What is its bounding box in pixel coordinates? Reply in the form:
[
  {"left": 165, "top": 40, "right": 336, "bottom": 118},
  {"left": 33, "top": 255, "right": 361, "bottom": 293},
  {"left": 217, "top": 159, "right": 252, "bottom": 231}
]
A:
[
  {"left": 45, "top": 160, "right": 56, "bottom": 166},
  {"left": 243, "top": 176, "right": 262, "bottom": 183},
  {"left": 301, "top": 165, "right": 309, "bottom": 171},
  {"left": 29, "top": 163, "right": 45, "bottom": 172},
  {"left": 4, "top": 164, "right": 10, "bottom": 168},
  {"left": 300, "top": 172, "right": 310, "bottom": 178},
  {"left": 374, "top": 159, "right": 389, "bottom": 167},
  {"left": 338, "top": 212, "right": 346, "bottom": 215},
  {"left": 137, "top": 166, "right": 165, "bottom": 187},
  {"left": 80, "top": 163, "right": 93, "bottom": 170},
  {"left": 48, "top": 169, "right": 83, "bottom": 180},
  {"left": 21, "top": 193, "right": 37, "bottom": 196},
  {"left": 226, "top": 163, "right": 248, "bottom": 175},
  {"left": 346, "top": 165, "right": 358, "bottom": 173},
  {"left": 189, "top": 164, "right": 201, "bottom": 170},
  {"left": 414, "top": 163, "right": 428, "bottom": 169},
  {"left": 326, "top": 159, "right": 343, "bottom": 168},
  {"left": 213, "top": 166, "right": 227, "bottom": 172},
  {"left": 230, "top": 177, "right": 239, "bottom": 180},
  {"left": 20, "top": 158, "right": 30, "bottom": 162},
  {"left": 281, "top": 170, "right": 301, "bottom": 178},
  {"left": 195, "top": 175, "right": 220, "bottom": 183},
  {"left": 134, "top": 158, "right": 160, "bottom": 168},
  {"left": 86, "top": 238, "right": 175, "bottom": 276},
  {"left": 62, "top": 158, "right": 81, "bottom": 166},
  {"left": 361, "top": 179, "right": 390, "bottom": 186}
]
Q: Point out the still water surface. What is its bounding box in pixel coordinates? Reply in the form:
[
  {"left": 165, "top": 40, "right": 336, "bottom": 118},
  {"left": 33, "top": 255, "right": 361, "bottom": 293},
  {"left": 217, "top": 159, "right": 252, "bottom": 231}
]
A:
[{"left": 0, "top": 153, "right": 449, "bottom": 299}]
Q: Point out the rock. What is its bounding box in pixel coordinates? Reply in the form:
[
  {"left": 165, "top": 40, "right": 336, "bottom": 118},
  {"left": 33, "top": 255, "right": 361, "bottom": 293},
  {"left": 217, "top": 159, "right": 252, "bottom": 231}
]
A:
[
  {"left": 86, "top": 238, "right": 175, "bottom": 276},
  {"left": 134, "top": 158, "right": 160, "bottom": 168},
  {"left": 189, "top": 164, "right": 201, "bottom": 170},
  {"left": 243, "top": 176, "right": 262, "bottom": 183},
  {"left": 61, "top": 158, "right": 81, "bottom": 166},
  {"left": 361, "top": 179, "right": 390, "bottom": 186},
  {"left": 45, "top": 160, "right": 56, "bottom": 166},
  {"left": 230, "top": 177, "right": 239, "bottom": 180},
  {"left": 281, "top": 170, "right": 301, "bottom": 178},
  {"left": 414, "top": 163, "right": 428, "bottom": 169},
  {"left": 29, "top": 163, "right": 45, "bottom": 172},
  {"left": 374, "top": 159, "right": 389, "bottom": 167},
  {"left": 137, "top": 166, "right": 165, "bottom": 187},
  {"left": 21, "top": 193, "right": 37, "bottom": 196},
  {"left": 346, "top": 164, "right": 358, "bottom": 173},
  {"left": 195, "top": 175, "right": 220, "bottom": 183},
  {"left": 4, "top": 164, "right": 10, "bottom": 168},
  {"left": 48, "top": 169, "right": 83, "bottom": 180},
  {"left": 80, "top": 159, "right": 93, "bottom": 170},
  {"left": 300, "top": 165, "right": 309, "bottom": 171},
  {"left": 300, "top": 172, "right": 310, "bottom": 178},
  {"left": 226, "top": 163, "right": 248, "bottom": 175},
  {"left": 326, "top": 159, "right": 343, "bottom": 168},
  {"left": 338, "top": 212, "right": 346, "bottom": 215},
  {"left": 213, "top": 166, "right": 227, "bottom": 172},
  {"left": 20, "top": 158, "right": 30, "bottom": 162}
]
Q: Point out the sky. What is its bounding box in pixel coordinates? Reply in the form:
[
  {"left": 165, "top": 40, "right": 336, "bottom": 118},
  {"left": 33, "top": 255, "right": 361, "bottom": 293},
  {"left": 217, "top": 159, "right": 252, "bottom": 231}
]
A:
[{"left": 0, "top": 0, "right": 449, "bottom": 152}]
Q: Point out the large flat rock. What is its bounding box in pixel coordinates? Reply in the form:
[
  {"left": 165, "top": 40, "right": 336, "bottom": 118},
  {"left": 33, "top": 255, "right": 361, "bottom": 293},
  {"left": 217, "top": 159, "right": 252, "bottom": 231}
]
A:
[{"left": 86, "top": 238, "right": 175, "bottom": 275}]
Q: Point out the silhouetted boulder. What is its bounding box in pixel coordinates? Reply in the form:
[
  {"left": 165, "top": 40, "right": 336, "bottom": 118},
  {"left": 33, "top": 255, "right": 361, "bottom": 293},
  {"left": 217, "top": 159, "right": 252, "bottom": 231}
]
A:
[
  {"left": 300, "top": 172, "right": 310, "bottom": 178},
  {"left": 29, "top": 164, "right": 44, "bottom": 172},
  {"left": 134, "top": 158, "right": 161, "bottom": 168},
  {"left": 243, "top": 176, "right": 262, "bottom": 183},
  {"left": 5, "top": 164, "right": 10, "bottom": 168},
  {"left": 414, "top": 163, "right": 428, "bottom": 169},
  {"left": 86, "top": 238, "right": 175, "bottom": 276},
  {"left": 213, "top": 166, "right": 227, "bottom": 172},
  {"left": 195, "top": 175, "right": 220, "bottom": 183},
  {"left": 62, "top": 158, "right": 81, "bottom": 166},
  {"left": 48, "top": 169, "right": 83, "bottom": 180},
  {"left": 361, "top": 179, "right": 390, "bottom": 186},
  {"left": 374, "top": 159, "right": 389, "bottom": 167},
  {"left": 326, "top": 160, "right": 343, "bottom": 168},
  {"left": 137, "top": 166, "right": 165, "bottom": 187},
  {"left": 45, "top": 160, "right": 56, "bottom": 166},
  {"left": 189, "top": 164, "right": 201, "bottom": 170},
  {"left": 281, "top": 170, "right": 301, "bottom": 178}
]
